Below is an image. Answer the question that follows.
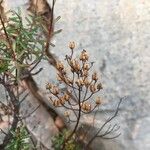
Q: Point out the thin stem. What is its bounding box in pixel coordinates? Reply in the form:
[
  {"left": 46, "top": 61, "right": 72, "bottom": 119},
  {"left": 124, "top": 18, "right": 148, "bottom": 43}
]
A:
[
  {"left": 86, "top": 98, "right": 123, "bottom": 148},
  {"left": 62, "top": 87, "right": 82, "bottom": 150}
]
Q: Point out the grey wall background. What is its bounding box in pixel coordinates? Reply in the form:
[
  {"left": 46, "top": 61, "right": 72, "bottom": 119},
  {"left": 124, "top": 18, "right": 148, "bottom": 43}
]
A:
[{"left": 1, "top": 0, "right": 150, "bottom": 150}]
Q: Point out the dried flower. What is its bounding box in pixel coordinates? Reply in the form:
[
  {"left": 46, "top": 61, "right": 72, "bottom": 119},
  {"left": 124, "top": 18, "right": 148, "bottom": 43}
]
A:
[
  {"left": 60, "top": 97, "right": 65, "bottom": 105},
  {"left": 64, "top": 93, "right": 70, "bottom": 101},
  {"left": 64, "top": 111, "right": 70, "bottom": 117},
  {"left": 90, "top": 84, "right": 96, "bottom": 93},
  {"left": 92, "top": 72, "right": 98, "bottom": 81},
  {"left": 69, "top": 41, "right": 75, "bottom": 50},
  {"left": 84, "top": 78, "right": 90, "bottom": 87},
  {"left": 82, "top": 70, "right": 88, "bottom": 77},
  {"left": 56, "top": 62, "right": 64, "bottom": 70},
  {"left": 97, "top": 83, "right": 103, "bottom": 90},
  {"left": 52, "top": 86, "right": 59, "bottom": 95},
  {"left": 71, "top": 59, "right": 80, "bottom": 72},
  {"left": 95, "top": 97, "right": 101, "bottom": 105},
  {"left": 53, "top": 100, "right": 60, "bottom": 107},
  {"left": 80, "top": 50, "right": 89, "bottom": 61},
  {"left": 76, "top": 79, "right": 84, "bottom": 87},
  {"left": 81, "top": 102, "right": 91, "bottom": 111},
  {"left": 46, "top": 83, "right": 53, "bottom": 90},
  {"left": 85, "top": 103, "right": 91, "bottom": 111},
  {"left": 75, "top": 61, "right": 80, "bottom": 71},
  {"left": 83, "top": 63, "right": 90, "bottom": 70}
]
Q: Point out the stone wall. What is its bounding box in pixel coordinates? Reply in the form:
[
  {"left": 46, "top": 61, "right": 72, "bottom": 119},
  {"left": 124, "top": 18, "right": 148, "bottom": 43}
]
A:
[{"left": 1, "top": 0, "right": 150, "bottom": 150}]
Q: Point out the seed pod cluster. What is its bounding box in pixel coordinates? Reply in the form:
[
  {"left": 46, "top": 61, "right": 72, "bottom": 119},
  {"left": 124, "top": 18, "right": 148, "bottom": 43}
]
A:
[
  {"left": 70, "top": 59, "right": 81, "bottom": 73},
  {"left": 92, "top": 72, "right": 98, "bottom": 81},
  {"left": 56, "top": 62, "right": 64, "bottom": 71},
  {"left": 64, "top": 111, "right": 70, "bottom": 117},
  {"left": 75, "top": 78, "right": 84, "bottom": 87},
  {"left": 90, "top": 84, "right": 96, "bottom": 93},
  {"left": 81, "top": 102, "right": 92, "bottom": 112},
  {"left": 46, "top": 42, "right": 104, "bottom": 119},
  {"left": 80, "top": 50, "right": 89, "bottom": 61},
  {"left": 95, "top": 97, "right": 101, "bottom": 105},
  {"left": 69, "top": 41, "right": 75, "bottom": 50},
  {"left": 97, "top": 83, "right": 103, "bottom": 90},
  {"left": 46, "top": 83, "right": 53, "bottom": 90}
]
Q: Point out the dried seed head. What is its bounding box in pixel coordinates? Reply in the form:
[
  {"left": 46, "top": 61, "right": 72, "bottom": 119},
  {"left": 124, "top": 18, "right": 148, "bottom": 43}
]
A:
[
  {"left": 46, "top": 83, "right": 53, "bottom": 90},
  {"left": 64, "top": 93, "right": 70, "bottom": 101},
  {"left": 85, "top": 103, "right": 91, "bottom": 111},
  {"left": 53, "top": 100, "right": 60, "bottom": 107},
  {"left": 76, "top": 79, "right": 84, "bottom": 87},
  {"left": 70, "top": 59, "right": 75, "bottom": 66},
  {"left": 80, "top": 50, "right": 89, "bottom": 61},
  {"left": 92, "top": 72, "right": 98, "bottom": 81},
  {"left": 64, "top": 111, "right": 70, "bottom": 117},
  {"left": 96, "top": 97, "right": 101, "bottom": 105},
  {"left": 90, "top": 84, "right": 96, "bottom": 93},
  {"left": 70, "top": 60, "right": 80, "bottom": 72},
  {"left": 56, "top": 62, "right": 64, "bottom": 70},
  {"left": 81, "top": 103, "right": 86, "bottom": 110},
  {"left": 97, "top": 83, "right": 103, "bottom": 90},
  {"left": 83, "top": 63, "right": 90, "bottom": 70},
  {"left": 75, "top": 63, "right": 80, "bottom": 71},
  {"left": 52, "top": 87, "right": 59, "bottom": 95},
  {"left": 69, "top": 41, "right": 75, "bottom": 50},
  {"left": 82, "top": 70, "right": 88, "bottom": 77},
  {"left": 81, "top": 103, "right": 91, "bottom": 111},
  {"left": 84, "top": 78, "right": 90, "bottom": 87},
  {"left": 60, "top": 97, "right": 65, "bottom": 105}
]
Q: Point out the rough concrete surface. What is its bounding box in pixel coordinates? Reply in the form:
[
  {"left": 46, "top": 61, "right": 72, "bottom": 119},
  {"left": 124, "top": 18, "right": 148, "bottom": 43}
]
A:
[{"left": 1, "top": 0, "right": 150, "bottom": 150}]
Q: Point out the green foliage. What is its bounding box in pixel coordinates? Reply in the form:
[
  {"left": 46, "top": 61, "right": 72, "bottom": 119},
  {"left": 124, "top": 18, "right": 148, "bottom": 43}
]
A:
[
  {"left": 52, "top": 129, "right": 81, "bottom": 150},
  {"left": 0, "top": 10, "right": 45, "bottom": 78},
  {"left": 5, "top": 126, "right": 31, "bottom": 150},
  {"left": 0, "top": 59, "right": 9, "bottom": 73}
]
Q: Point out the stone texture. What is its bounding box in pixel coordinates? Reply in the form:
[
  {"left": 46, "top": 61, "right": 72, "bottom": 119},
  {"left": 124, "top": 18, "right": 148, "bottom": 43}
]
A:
[
  {"left": 19, "top": 87, "right": 59, "bottom": 150},
  {"left": 0, "top": 0, "right": 150, "bottom": 150}
]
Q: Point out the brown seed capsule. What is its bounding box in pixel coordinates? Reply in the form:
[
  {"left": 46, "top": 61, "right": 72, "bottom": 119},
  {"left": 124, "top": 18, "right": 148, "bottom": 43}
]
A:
[
  {"left": 53, "top": 100, "right": 60, "bottom": 107},
  {"left": 64, "top": 111, "right": 70, "bottom": 117},
  {"left": 97, "top": 83, "right": 103, "bottom": 90},
  {"left": 83, "top": 63, "right": 90, "bottom": 70},
  {"left": 74, "top": 60, "right": 80, "bottom": 72},
  {"left": 90, "top": 84, "right": 96, "bottom": 93},
  {"left": 56, "top": 62, "right": 64, "bottom": 70},
  {"left": 76, "top": 79, "right": 84, "bottom": 87},
  {"left": 52, "top": 87, "right": 59, "bottom": 95},
  {"left": 84, "top": 78, "right": 90, "bottom": 87},
  {"left": 92, "top": 72, "right": 98, "bottom": 81},
  {"left": 83, "top": 70, "right": 88, "bottom": 77},
  {"left": 85, "top": 103, "right": 91, "bottom": 111},
  {"left": 70, "top": 59, "right": 75, "bottom": 66},
  {"left": 76, "top": 63, "right": 80, "bottom": 71},
  {"left": 79, "top": 79, "right": 84, "bottom": 86},
  {"left": 95, "top": 97, "right": 101, "bottom": 105},
  {"left": 81, "top": 103, "right": 86, "bottom": 110},
  {"left": 64, "top": 93, "right": 70, "bottom": 101},
  {"left": 80, "top": 50, "right": 89, "bottom": 61},
  {"left": 60, "top": 97, "right": 65, "bottom": 105},
  {"left": 46, "top": 83, "right": 53, "bottom": 90},
  {"left": 69, "top": 41, "right": 75, "bottom": 50}
]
